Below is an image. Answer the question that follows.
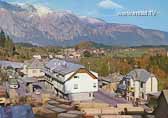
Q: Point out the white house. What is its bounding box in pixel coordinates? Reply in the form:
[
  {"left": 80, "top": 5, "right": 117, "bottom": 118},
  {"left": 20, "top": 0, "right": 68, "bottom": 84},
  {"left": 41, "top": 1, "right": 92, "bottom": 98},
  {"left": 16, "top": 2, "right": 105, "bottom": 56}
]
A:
[
  {"left": 119, "top": 69, "right": 158, "bottom": 101},
  {"left": 43, "top": 59, "right": 98, "bottom": 101},
  {"left": 21, "top": 59, "right": 45, "bottom": 78}
]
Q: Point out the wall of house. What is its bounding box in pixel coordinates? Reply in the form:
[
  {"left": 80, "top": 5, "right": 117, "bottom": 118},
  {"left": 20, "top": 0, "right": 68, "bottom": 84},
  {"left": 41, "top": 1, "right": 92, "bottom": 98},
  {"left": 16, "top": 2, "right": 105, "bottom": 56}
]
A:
[
  {"left": 20, "top": 65, "right": 27, "bottom": 74},
  {"left": 64, "top": 73, "right": 98, "bottom": 94},
  {"left": 52, "top": 80, "right": 64, "bottom": 92},
  {"left": 152, "top": 77, "right": 158, "bottom": 93},
  {"left": 68, "top": 92, "right": 93, "bottom": 101},
  {"left": 129, "top": 79, "right": 134, "bottom": 87},
  {"left": 134, "top": 81, "right": 140, "bottom": 99},
  {"left": 145, "top": 77, "right": 158, "bottom": 94}
]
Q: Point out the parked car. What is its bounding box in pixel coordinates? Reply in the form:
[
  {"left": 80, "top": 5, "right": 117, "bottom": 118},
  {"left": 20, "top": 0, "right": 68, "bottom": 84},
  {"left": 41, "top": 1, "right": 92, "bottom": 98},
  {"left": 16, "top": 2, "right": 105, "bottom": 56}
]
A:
[
  {"left": 35, "top": 89, "right": 41, "bottom": 95},
  {"left": 9, "top": 79, "right": 19, "bottom": 89}
]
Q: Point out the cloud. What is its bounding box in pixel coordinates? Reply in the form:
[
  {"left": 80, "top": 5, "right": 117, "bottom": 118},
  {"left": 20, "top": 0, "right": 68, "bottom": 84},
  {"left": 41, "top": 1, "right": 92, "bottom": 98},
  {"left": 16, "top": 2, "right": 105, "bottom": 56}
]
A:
[{"left": 98, "top": 0, "right": 123, "bottom": 9}]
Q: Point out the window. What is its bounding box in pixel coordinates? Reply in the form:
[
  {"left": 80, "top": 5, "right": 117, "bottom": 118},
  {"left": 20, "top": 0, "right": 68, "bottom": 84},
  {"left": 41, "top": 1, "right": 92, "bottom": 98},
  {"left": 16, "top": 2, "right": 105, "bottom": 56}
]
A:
[
  {"left": 89, "top": 93, "right": 92, "bottom": 97},
  {"left": 141, "top": 82, "right": 143, "bottom": 88},
  {"left": 127, "top": 81, "right": 130, "bottom": 86},
  {"left": 132, "top": 92, "right": 135, "bottom": 97},
  {"left": 74, "top": 84, "right": 78, "bottom": 89},
  {"left": 74, "top": 76, "right": 78, "bottom": 78},
  {"left": 93, "top": 83, "right": 97, "bottom": 88},
  {"left": 142, "top": 93, "right": 144, "bottom": 99}
]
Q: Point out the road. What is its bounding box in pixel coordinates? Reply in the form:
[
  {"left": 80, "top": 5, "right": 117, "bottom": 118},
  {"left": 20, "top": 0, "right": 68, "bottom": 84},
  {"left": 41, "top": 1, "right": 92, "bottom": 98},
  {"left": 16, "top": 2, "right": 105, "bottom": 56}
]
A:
[
  {"left": 16, "top": 82, "right": 27, "bottom": 96},
  {"left": 94, "top": 90, "right": 128, "bottom": 106}
]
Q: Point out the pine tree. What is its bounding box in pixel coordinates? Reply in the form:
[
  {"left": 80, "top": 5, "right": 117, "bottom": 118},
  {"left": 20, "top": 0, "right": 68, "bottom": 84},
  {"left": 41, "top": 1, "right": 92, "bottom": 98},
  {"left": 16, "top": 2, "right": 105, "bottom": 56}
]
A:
[
  {"left": 0, "top": 30, "right": 16, "bottom": 56},
  {"left": 0, "top": 30, "right": 6, "bottom": 47}
]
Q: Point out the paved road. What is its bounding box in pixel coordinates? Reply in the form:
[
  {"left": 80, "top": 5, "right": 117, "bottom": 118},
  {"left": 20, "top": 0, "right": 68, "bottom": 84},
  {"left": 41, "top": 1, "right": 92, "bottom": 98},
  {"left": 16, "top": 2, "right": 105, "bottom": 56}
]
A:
[
  {"left": 94, "top": 90, "right": 128, "bottom": 106},
  {"left": 16, "top": 82, "right": 27, "bottom": 96}
]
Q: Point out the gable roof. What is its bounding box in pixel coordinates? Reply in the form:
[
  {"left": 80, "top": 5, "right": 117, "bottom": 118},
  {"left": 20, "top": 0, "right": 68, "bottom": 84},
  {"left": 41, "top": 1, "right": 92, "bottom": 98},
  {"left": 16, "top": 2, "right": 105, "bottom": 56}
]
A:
[
  {"left": 45, "top": 59, "right": 85, "bottom": 75},
  {"left": 66, "top": 68, "right": 97, "bottom": 82},
  {"left": 0, "top": 60, "right": 23, "bottom": 69},
  {"left": 126, "top": 69, "right": 154, "bottom": 82}
]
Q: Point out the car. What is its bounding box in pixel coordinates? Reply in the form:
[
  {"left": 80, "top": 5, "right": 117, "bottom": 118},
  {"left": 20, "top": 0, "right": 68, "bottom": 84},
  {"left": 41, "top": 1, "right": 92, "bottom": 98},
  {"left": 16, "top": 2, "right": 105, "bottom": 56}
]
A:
[
  {"left": 35, "top": 89, "right": 41, "bottom": 95},
  {"left": 9, "top": 79, "right": 19, "bottom": 89}
]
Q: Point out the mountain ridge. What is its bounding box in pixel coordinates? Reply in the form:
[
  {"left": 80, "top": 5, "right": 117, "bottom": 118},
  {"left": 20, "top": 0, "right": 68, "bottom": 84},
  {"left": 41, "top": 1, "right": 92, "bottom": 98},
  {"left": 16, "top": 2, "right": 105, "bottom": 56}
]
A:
[{"left": 0, "top": 1, "right": 168, "bottom": 47}]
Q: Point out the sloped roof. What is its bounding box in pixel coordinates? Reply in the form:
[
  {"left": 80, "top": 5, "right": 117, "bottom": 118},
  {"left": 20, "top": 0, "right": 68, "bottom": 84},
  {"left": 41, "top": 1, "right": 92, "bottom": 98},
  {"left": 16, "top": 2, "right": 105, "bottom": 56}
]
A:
[
  {"left": 0, "top": 105, "right": 34, "bottom": 118},
  {"left": 45, "top": 59, "right": 85, "bottom": 75},
  {"left": 99, "top": 73, "right": 123, "bottom": 83},
  {"left": 0, "top": 60, "right": 23, "bottom": 69},
  {"left": 126, "top": 69, "right": 154, "bottom": 82},
  {"left": 25, "top": 59, "right": 44, "bottom": 69},
  {"left": 162, "top": 90, "right": 168, "bottom": 104},
  {"left": 21, "top": 76, "right": 38, "bottom": 83}
]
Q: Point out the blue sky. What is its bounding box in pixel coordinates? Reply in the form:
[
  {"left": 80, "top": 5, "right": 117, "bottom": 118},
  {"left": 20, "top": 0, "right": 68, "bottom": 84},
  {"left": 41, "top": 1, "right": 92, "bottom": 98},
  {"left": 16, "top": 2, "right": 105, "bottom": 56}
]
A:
[{"left": 5, "top": 0, "right": 168, "bottom": 32}]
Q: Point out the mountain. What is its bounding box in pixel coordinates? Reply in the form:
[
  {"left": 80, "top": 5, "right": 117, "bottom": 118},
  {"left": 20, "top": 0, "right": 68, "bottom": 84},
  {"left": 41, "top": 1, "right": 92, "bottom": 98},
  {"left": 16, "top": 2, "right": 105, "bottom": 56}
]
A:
[
  {"left": 0, "top": 1, "right": 168, "bottom": 47},
  {"left": 0, "top": 0, "right": 25, "bottom": 11}
]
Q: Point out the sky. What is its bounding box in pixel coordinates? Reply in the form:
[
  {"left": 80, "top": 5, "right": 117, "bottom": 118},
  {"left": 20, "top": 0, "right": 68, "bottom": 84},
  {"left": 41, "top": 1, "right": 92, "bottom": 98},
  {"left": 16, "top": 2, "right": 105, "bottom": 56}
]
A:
[{"left": 5, "top": 0, "right": 168, "bottom": 32}]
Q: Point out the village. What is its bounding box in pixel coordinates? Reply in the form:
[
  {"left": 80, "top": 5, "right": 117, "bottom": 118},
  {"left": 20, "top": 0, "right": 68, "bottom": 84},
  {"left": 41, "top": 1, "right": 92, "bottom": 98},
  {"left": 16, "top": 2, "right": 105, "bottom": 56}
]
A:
[{"left": 0, "top": 49, "right": 167, "bottom": 118}]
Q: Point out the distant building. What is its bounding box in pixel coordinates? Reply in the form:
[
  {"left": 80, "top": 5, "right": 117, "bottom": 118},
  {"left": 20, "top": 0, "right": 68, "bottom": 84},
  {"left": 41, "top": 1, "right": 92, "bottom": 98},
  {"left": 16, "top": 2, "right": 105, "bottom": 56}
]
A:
[
  {"left": 154, "top": 90, "right": 168, "bottom": 118},
  {"left": 119, "top": 69, "right": 158, "bottom": 101},
  {"left": 33, "top": 55, "right": 42, "bottom": 60},
  {"left": 43, "top": 59, "right": 98, "bottom": 101},
  {"left": 99, "top": 73, "right": 123, "bottom": 92},
  {"left": 21, "top": 59, "right": 45, "bottom": 78},
  {"left": 55, "top": 54, "right": 65, "bottom": 59},
  {"left": 69, "top": 52, "right": 81, "bottom": 59},
  {"left": 49, "top": 55, "right": 53, "bottom": 59}
]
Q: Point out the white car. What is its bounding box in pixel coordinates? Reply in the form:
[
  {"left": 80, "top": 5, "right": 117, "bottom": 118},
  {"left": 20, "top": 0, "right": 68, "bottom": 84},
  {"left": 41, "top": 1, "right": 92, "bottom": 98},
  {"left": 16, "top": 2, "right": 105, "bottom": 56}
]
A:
[{"left": 35, "top": 89, "right": 41, "bottom": 95}]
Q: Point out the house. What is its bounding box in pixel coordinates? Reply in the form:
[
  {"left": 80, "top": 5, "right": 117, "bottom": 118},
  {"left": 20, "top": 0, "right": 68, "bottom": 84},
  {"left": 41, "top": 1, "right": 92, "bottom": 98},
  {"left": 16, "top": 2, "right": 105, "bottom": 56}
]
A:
[
  {"left": 21, "top": 59, "right": 45, "bottom": 78},
  {"left": 154, "top": 90, "right": 168, "bottom": 118},
  {"left": 43, "top": 59, "right": 98, "bottom": 101},
  {"left": 119, "top": 69, "right": 158, "bottom": 101}
]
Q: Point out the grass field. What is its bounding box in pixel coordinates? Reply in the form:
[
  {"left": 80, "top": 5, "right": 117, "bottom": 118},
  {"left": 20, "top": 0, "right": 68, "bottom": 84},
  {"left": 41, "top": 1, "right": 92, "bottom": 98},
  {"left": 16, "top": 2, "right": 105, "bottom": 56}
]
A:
[{"left": 110, "top": 48, "right": 148, "bottom": 58}]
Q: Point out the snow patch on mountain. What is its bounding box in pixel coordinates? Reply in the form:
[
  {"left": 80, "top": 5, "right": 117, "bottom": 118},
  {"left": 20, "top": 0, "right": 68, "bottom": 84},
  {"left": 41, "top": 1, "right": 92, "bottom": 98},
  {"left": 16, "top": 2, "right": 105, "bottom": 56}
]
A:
[
  {"left": 80, "top": 16, "right": 105, "bottom": 24},
  {"left": 34, "top": 5, "right": 53, "bottom": 16}
]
